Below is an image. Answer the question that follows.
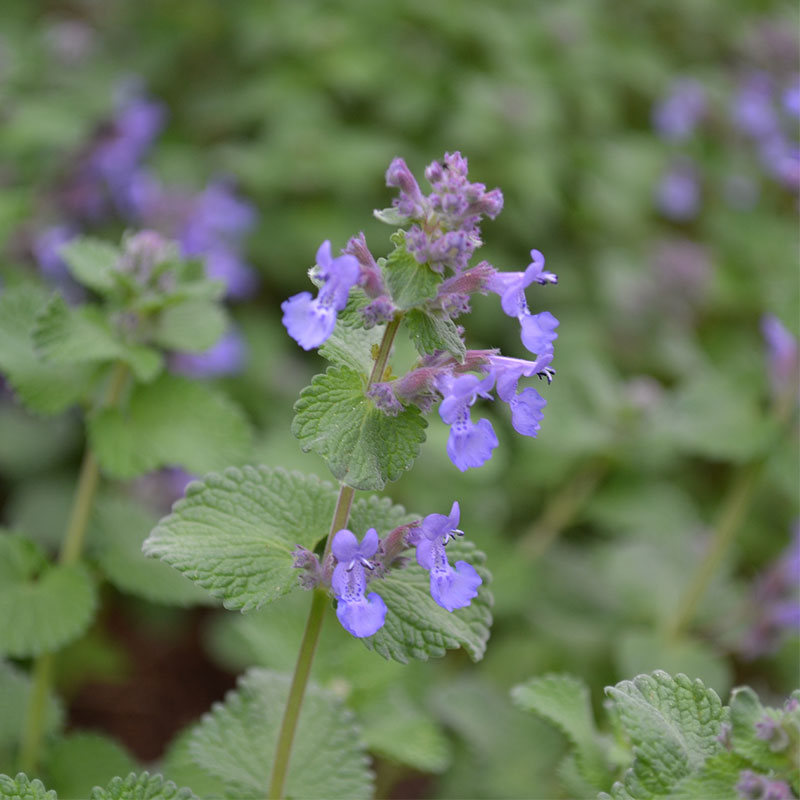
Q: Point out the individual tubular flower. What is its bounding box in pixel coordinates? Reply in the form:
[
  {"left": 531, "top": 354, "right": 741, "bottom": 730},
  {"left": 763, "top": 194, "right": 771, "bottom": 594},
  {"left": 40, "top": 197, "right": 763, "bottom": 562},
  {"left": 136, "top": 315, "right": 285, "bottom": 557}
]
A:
[
  {"left": 414, "top": 502, "right": 482, "bottom": 611},
  {"left": 331, "top": 528, "right": 387, "bottom": 638},
  {"left": 437, "top": 372, "right": 499, "bottom": 471},
  {"left": 282, "top": 240, "right": 360, "bottom": 350}
]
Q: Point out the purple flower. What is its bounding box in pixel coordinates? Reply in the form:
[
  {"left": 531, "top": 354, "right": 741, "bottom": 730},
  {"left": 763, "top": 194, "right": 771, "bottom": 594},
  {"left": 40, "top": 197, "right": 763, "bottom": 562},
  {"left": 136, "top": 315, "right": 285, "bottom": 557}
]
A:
[
  {"left": 332, "top": 528, "right": 387, "bottom": 638},
  {"left": 488, "top": 250, "right": 557, "bottom": 318},
  {"left": 736, "top": 770, "right": 793, "bottom": 800},
  {"left": 655, "top": 160, "right": 701, "bottom": 221},
  {"left": 520, "top": 311, "right": 560, "bottom": 357},
  {"left": 761, "top": 315, "right": 799, "bottom": 399},
  {"left": 783, "top": 77, "right": 800, "bottom": 118},
  {"left": 414, "top": 501, "right": 482, "bottom": 611},
  {"left": 437, "top": 372, "right": 499, "bottom": 471},
  {"left": 282, "top": 241, "right": 360, "bottom": 350},
  {"left": 490, "top": 353, "right": 554, "bottom": 401},
  {"left": 169, "top": 327, "right": 248, "bottom": 378},
  {"left": 508, "top": 387, "right": 547, "bottom": 437},
  {"left": 652, "top": 79, "right": 707, "bottom": 141},
  {"left": 732, "top": 73, "right": 779, "bottom": 140}
]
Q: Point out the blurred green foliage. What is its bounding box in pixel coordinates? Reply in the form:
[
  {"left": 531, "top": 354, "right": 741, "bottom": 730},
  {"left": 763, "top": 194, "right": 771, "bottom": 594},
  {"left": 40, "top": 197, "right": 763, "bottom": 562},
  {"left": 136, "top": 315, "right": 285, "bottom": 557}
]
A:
[{"left": 0, "top": 1, "right": 797, "bottom": 797}]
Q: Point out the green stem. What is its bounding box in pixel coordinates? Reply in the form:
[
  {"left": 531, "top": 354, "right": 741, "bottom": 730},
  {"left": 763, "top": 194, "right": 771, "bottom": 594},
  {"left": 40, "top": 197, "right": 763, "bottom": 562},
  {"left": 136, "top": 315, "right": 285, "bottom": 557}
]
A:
[
  {"left": 267, "top": 316, "right": 400, "bottom": 799},
  {"left": 666, "top": 376, "right": 798, "bottom": 640},
  {"left": 18, "top": 361, "right": 129, "bottom": 773}
]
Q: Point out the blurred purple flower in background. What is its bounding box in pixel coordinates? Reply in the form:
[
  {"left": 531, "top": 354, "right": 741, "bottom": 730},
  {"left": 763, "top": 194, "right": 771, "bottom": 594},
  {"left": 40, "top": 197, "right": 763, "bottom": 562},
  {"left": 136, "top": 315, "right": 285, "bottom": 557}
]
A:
[
  {"left": 32, "top": 224, "right": 84, "bottom": 302},
  {"left": 169, "top": 327, "right": 248, "bottom": 379},
  {"left": 653, "top": 79, "right": 707, "bottom": 141},
  {"left": 655, "top": 159, "right": 700, "bottom": 221},
  {"left": 761, "top": 314, "right": 799, "bottom": 400}
]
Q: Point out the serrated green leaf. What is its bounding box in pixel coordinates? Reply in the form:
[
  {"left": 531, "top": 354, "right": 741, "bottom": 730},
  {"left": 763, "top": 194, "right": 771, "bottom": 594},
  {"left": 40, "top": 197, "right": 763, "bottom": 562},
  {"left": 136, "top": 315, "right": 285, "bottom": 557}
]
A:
[
  {"left": 319, "top": 320, "right": 384, "bottom": 375},
  {"left": 151, "top": 301, "right": 228, "bottom": 353},
  {"left": 605, "top": 671, "right": 726, "bottom": 798},
  {"left": 32, "top": 295, "right": 162, "bottom": 382},
  {"left": 0, "top": 773, "right": 57, "bottom": 800},
  {"left": 90, "top": 496, "right": 213, "bottom": 607},
  {"left": 88, "top": 374, "right": 251, "bottom": 479},
  {"left": 404, "top": 307, "right": 466, "bottom": 362},
  {"left": 90, "top": 772, "right": 196, "bottom": 800},
  {"left": 60, "top": 237, "right": 119, "bottom": 293},
  {"left": 365, "top": 539, "right": 492, "bottom": 663},
  {"left": 293, "top": 366, "right": 427, "bottom": 491},
  {"left": 161, "top": 727, "right": 228, "bottom": 800},
  {"left": 511, "top": 674, "right": 610, "bottom": 787},
  {"left": 0, "top": 661, "right": 62, "bottom": 752},
  {"left": 0, "top": 534, "right": 98, "bottom": 658},
  {"left": 729, "top": 687, "right": 791, "bottom": 774},
  {"left": 44, "top": 733, "right": 137, "bottom": 800},
  {"left": 0, "top": 284, "right": 93, "bottom": 415},
  {"left": 187, "top": 669, "right": 372, "bottom": 799},
  {"left": 383, "top": 238, "right": 441, "bottom": 310},
  {"left": 143, "top": 467, "right": 336, "bottom": 611}
]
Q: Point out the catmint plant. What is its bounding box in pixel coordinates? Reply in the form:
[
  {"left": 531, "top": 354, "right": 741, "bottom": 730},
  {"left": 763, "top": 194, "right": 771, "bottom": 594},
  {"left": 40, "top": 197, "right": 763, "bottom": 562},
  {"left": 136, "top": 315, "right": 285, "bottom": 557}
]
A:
[{"left": 138, "top": 151, "right": 558, "bottom": 798}]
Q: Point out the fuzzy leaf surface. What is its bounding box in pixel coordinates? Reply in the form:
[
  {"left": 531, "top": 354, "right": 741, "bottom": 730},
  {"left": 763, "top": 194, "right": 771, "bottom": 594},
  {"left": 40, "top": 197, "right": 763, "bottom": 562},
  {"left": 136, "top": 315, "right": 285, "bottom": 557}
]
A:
[
  {"left": 511, "top": 673, "right": 609, "bottom": 787},
  {"left": 0, "top": 774, "right": 57, "bottom": 800},
  {"left": 143, "top": 467, "right": 336, "bottom": 611},
  {"left": 33, "top": 295, "right": 162, "bottom": 382},
  {"left": 90, "top": 772, "right": 196, "bottom": 800},
  {"left": 364, "top": 539, "right": 492, "bottom": 663},
  {"left": 0, "top": 534, "right": 97, "bottom": 657},
  {"left": 382, "top": 240, "right": 440, "bottom": 310},
  {"left": 728, "top": 686, "right": 789, "bottom": 773},
  {"left": 293, "top": 366, "right": 426, "bottom": 491},
  {"left": 404, "top": 307, "right": 466, "bottom": 362},
  {"left": 88, "top": 374, "right": 251, "bottom": 479},
  {"left": 0, "top": 285, "right": 93, "bottom": 414},
  {"left": 151, "top": 300, "right": 228, "bottom": 353},
  {"left": 319, "top": 321, "right": 384, "bottom": 375},
  {"left": 60, "top": 237, "right": 119, "bottom": 293},
  {"left": 187, "top": 669, "right": 372, "bottom": 799},
  {"left": 604, "top": 671, "right": 726, "bottom": 798}
]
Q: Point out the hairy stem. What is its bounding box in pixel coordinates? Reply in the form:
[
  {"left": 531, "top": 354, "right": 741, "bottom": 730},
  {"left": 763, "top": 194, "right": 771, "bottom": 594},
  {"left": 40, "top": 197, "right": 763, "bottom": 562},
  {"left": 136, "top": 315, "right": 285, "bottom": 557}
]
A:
[
  {"left": 267, "top": 317, "right": 400, "bottom": 799},
  {"left": 18, "top": 361, "right": 129, "bottom": 773}
]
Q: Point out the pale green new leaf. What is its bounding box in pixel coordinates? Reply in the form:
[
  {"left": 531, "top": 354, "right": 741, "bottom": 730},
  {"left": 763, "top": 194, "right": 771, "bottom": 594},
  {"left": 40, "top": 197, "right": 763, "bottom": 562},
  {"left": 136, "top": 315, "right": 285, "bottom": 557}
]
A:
[
  {"left": 91, "top": 496, "right": 213, "bottom": 607},
  {"left": 32, "top": 295, "right": 162, "bottom": 382},
  {"left": 187, "top": 669, "right": 372, "bottom": 799},
  {"left": 151, "top": 300, "right": 228, "bottom": 353},
  {"left": 511, "top": 673, "right": 610, "bottom": 787},
  {"left": 44, "top": 733, "right": 137, "bottom": 800},
  {"left": 60, "top": 237, "right": 119, "bottom": 293},
  {"left": 293, "top": 366, "right": 427, "bottom": 491},
  {"left": 729, "top": 687, "right": 787, "bottom": 773},
  {"left": 365, "top": 539, "right": 492, "bottom": 663},
  {"left": 0, "top": 284, "right": 93, "bottom": 415},
  {"left": 319, "top": 321, "right": 384, "bottom": 375},
  {"left": 0, "top": 534, "right": 97, "bottom": 658},
  {"left": 90, "top": 772, "right": 196, "bottom": 800},
  {"left": 88, "top": 374, "right": 251, "bottom": 479},
  {"left": 143, "top": 467, "right": 336, "bottom": 610},
  {"left": 382, "top": 239, "right": 440, "bottom": 310},
  {"left": 404, "top": 307, "right": 466, "bottom": 362},
  {"left": 605, "top": 671, "right": 726, "bottom": 798},
  {"left": 0, "top": 774, "right": 57, "bottom": 800}
]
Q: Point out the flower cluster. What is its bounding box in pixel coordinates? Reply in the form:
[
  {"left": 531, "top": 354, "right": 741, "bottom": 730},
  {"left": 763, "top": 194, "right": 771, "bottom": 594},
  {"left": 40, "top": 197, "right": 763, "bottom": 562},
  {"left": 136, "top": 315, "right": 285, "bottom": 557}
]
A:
[
  {"left": 297, "top": 502, "right": 482, "bottom": 639},
  {"left": 282, "top": 152, "right": 558, "bottom": 472}
]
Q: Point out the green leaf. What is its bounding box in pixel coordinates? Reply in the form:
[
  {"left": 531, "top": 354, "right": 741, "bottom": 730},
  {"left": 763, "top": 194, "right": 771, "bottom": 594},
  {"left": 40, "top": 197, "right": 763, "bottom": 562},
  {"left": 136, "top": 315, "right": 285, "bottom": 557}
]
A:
[
  {"left": 373, "top": 206, "right": 408, "bottom": 226},
  {"left": 365, "top": 539, "right": 492, "bottom": 663},
  {"left": 187, "top": 669, "right": 372, "bottom": 799},
  {"left": 161, "top": 727, "right": 228, "bottom": 800},
  {"left": 32, "top": 295, "right": 162, "bottom": 382},
  {"left": 88, "top": 374, "right": 251, "bottom": 479},
  {"left": 44, "top": 733, "right": 137, "bottom": 800},
  {"left": 0, "top": 284, "right": 93, "bottom": 415},
  {"left": 729, "top": 687, "right": 789, "bottom": 774},
  {"left": 667, "top": 752, "right": 750, "bottom": 800},
  {"left": 382, "top": 237, "right": 441, "bottom": 310},
  {"left": 151, "top": 300, "right": 228, "bottom": 353},
  {"left": 511, "top": 674, "right": 610, "bottom": 787},
  {"left": 293, "top": 366, "right": 427, "bottom": 491},
  {"left": 60, "top": 237, "right": 119, "bottom": 293},
  {"left": 605, "top": 671, "right": 726, "bottom": 798},
  {"left": 90, "top": 772, "right": 197, "bottom": 800},
  {"left": 0, "top": 661, "right": 62, "bottom": 753},
  {"left": 143, "top": 467, "right": 336, "bottom": 611},
  {"left": 0, "top": 534, "right": 98, "bottom": 658},
  {"left": 319, "top": 321, "right": 384, "bottom": 375},
  {"left": 404, "top": 307, "right": 466, "bottom": 362},
  {"left": 90, "top": 496, "right": 213, "bottom": 607},
  {"left": 0, "top": 774, "right": 57, "bottom": 800}
]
